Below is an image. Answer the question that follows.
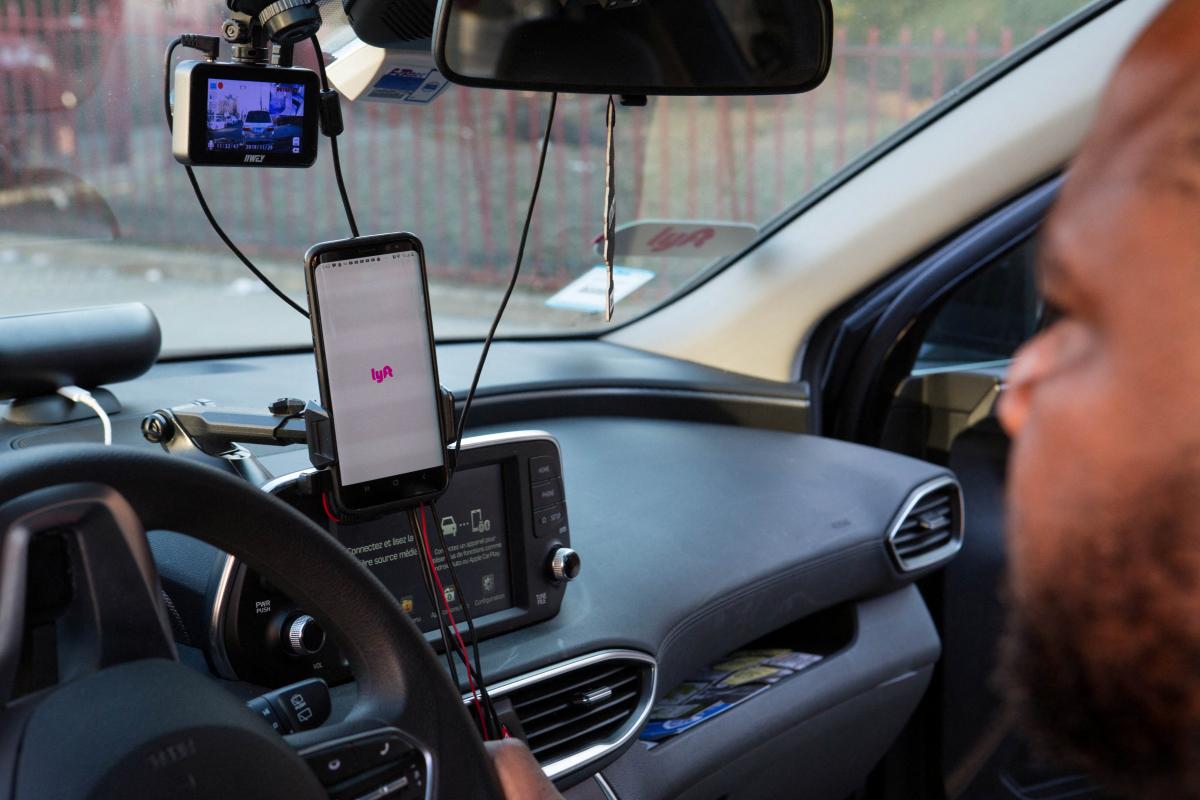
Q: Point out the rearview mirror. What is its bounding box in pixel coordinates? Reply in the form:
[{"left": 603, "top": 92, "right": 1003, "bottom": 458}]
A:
[{"left": 432, "top": 0, "right": 833, "bottom": 96}]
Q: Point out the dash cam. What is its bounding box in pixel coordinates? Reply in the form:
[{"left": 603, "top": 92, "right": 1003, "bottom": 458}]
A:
[{"left": 172, "top": 61, "right": 320, "bottom": 168}]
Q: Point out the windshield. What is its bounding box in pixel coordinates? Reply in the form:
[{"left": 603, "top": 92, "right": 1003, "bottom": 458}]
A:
[{"left": 1, "top": 0, "right": 1097, "bottom": 355}]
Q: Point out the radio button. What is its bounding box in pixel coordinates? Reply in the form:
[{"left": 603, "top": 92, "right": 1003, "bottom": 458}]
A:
[
  {"left": 534, "top": 504, "right": 568, "bottom": 539},
  {"left": 286, "top": 614, "right": 327, "bottom": 656},
  {"left": 530, "top": 478, "right": 563, "bottom": 510},
  {"left": 529, "top": 456, "right": 559, "bottom": 482},
  {"left": 549, "top": 547, "right": 582, "bottom": 583}
]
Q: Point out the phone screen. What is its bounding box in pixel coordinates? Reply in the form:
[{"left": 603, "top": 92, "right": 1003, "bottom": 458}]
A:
[{"left": 313, "top": 248, "right": 444, "bottom": 491}]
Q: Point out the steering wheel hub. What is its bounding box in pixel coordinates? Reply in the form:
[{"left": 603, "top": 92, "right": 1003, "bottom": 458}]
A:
[
  {"left": 17, "top": 659, "right": 324, "bottom": 799},
  {"left": 0, "top": 446, "right": 503, "bottom": 800}
]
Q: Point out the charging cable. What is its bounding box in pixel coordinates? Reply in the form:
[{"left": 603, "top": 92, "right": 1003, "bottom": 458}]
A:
[
  {"left": 163, "top": 34, "right": 362, "bottom": 317},
  {"left": 452, "top": 92, "right": 558, "bottom": 459},
  {"left": 429, "top": 92, "right": 558, "bottom": 742},
  {"left": 164, "top": 36, "right": 310, "bottom": 318},
  {"left": 311, "top": 36, "right": 359, "bottom": 238},
  {"left": 57, "top": 386, "right": 112, "bottom": 445},
  {"left": 412, "top": 504, "right": 497, "bottom": 739},
  {"left": 426, "top": 500, "right": 502, "bottom": 737}
]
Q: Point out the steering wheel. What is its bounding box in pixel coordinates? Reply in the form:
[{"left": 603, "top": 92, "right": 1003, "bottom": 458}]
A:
[{"left": 0, "top": 445, "right": 503, "bottom": 800}]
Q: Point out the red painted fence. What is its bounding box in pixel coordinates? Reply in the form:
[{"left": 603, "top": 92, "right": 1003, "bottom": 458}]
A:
[{"left": 1, "top": 2, "right": 1017, "bottom": 288}]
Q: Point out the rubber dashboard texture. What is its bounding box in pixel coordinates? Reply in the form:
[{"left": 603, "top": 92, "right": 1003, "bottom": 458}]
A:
[
  {"left": 1, "top": 344, "right": 945, "bottom": 696},
  {"left": 422, "top": 416, "right": 947, "bottom": 694},
  {"left": 0, "top": 341, "right": 810, "bottom": 453},
  {"left": 159, "top": 416, "right": 946, "bottom": 696}
]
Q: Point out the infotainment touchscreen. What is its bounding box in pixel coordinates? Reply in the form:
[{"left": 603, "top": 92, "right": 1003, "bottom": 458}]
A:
[
  {"left": 332, "top": 464, "right": 513, "bottom": 631},
  {"left": 221, "top": 434, "right": 571, "bottom": 688}
]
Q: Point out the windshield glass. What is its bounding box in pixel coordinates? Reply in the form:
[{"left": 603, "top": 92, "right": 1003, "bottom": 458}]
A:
[{"left": 1, "top": 0, "right": 1096, "bottom": 354}]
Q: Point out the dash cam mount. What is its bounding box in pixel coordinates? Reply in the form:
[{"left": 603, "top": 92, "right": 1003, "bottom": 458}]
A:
[{"left": 226, "top": 0, "right": 322, "bottom": 56}]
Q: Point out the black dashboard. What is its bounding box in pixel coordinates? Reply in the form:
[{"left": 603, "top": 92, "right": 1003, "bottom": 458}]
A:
[
  {"left": 217, "top": 431, "right": 574, "bottom": 688},
  {"left": 0, "top": 340, "right": 957, "bottom": 799}
]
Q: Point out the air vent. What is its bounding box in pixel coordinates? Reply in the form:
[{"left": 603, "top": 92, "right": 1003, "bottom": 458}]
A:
[
  {"left": 472, "top": 651, "right": 656, "bottom": 779},
  {"left": 886, "top": 477, "right": 964, "bottom": 572}
]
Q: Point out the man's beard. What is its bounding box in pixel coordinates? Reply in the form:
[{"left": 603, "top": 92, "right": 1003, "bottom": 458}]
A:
[{"left": 999, "top": 471, "right": 1200, "bottom": 800}]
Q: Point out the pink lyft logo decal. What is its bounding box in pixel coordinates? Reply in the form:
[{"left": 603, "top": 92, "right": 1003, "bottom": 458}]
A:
[
  {"left": 370, "top": 365, "right": 395, "bottom": 383},
  {"left": 593, "top": 220, "right": 757, "bottom": 260}
]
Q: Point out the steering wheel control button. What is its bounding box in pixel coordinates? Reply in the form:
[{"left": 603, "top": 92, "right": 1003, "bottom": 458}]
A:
[
  {"left": 307, "top": 732, "right": 426, "bottom": 799},
  {"left": 529, "top": 455, "right": 559, "bottom": 481},
  {"left": 306, "top": 749, "right": 368, "bottom": 786},
  {"left": 549, "top": 547, "right": 582, "bottom": 583},
  {"left": 350, "top": 735, "right": 413, "bottom": 774},
  {"left": 262, "top": 677, "right": 332, "bottom": 733},
  {"left": 531, "top": 478, "right": 563, "bottom": 510},
  {"left": 286, "top": 613, "right": 327, "bottom": 656},
  {"left": 332, "top": 755, "right": 426, "bottom": 800},
  {"left": 534, "top": 503, "right": 569, "bottom": 539}
]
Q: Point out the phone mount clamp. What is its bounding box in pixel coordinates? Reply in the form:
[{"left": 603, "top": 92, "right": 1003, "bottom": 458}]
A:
[{"left": 141, "top": 388, "right": 456, "bottom": 517}]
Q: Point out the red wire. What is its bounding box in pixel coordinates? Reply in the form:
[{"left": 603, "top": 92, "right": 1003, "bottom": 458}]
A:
[
  {"left": 417, "top": 503, "right": 489, "bottom": 740},
  {"left": 321, "top": 493, "right": 342, "bottom": 523}
]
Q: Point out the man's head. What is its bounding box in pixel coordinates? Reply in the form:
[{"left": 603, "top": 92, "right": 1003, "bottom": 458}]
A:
[{"left": 997, "top": 0, "right": 1200, "bottom": 795}]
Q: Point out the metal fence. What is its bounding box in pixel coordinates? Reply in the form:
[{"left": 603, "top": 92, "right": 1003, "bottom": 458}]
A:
[{"left": 2, "top": 2, "right": 1017, "bottom": 288}]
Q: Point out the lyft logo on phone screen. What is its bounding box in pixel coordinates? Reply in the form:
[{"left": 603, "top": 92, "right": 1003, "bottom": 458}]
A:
[{"left": 315, "top": 250, "right": 443, "bottom": 486}]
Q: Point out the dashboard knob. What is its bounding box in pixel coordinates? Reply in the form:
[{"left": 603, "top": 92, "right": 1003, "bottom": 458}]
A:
[
  {"left": 549, "top": 548, "right": 581, "bottom": 583},
  {"left": 286, "top": 614, "right": 326, "bottom": 656},
  {"left": 141, "top": 412, "right": 174, "bottom": 444}
]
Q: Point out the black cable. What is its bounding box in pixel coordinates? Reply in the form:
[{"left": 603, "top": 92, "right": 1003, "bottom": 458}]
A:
[
  {"left": 437, "top": 92, "right": 558, "bottom": 738},
  {"left": 409, "top": 507, "right": 460, "bottom": 689},
  {"left": 184, "top": 167, "right": 311, "bottom": 317},
  {"left": 311, "top": 35, "right": 359, "bottom": 238},
  {"left": 270, "top": 406, "right": 305, "bottom": 443},
  {"left": 163, "top": 38, "right": 310, "bottom": 318},
  {"left": 413, "top": 506, "right": 499, "bottom": 738},
  {"left": 452, "top": 92, "right": 558, "bottom": 457},
  {"left": 429, "top": 500, "right": 502, "bottom": 736},
  {"left": 414, "top": 504, "right": 499, "bottom": 738},
  {"left": 163, "top": 38, "right": 180, "bottom": 127}
]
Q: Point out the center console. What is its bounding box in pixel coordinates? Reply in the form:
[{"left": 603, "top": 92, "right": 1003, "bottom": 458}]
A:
[{"left": 208, "top": 430, "right": 577, "bottom": 687}]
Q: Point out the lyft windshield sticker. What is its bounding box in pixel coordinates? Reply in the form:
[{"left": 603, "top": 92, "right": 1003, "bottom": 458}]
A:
[
  {"left": 545, "top": 266, "right": 655, "bottom": 314},
  {"left": 593, "top": 220, "right": 758, "bottom": 260}
]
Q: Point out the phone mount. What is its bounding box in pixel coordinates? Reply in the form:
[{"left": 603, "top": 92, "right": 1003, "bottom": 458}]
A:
[{"left": 141, "top": 388, "right": 456, "bottom": 518}]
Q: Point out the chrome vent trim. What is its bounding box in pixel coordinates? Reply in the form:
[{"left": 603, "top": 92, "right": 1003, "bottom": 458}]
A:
[
  {"left": 465, "top": 649, "right": 657, "bottom": 781},
  {"left": 885, "top": 475, "right": 964, "bottom": 573}
]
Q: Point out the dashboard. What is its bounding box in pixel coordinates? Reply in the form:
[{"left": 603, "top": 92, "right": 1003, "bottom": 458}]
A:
[
  {"left": 215, "top": 431, "right": 574, "bottom": 688},
  {"left": 0, "top": 340, "right": 959, "bottom": 799}
]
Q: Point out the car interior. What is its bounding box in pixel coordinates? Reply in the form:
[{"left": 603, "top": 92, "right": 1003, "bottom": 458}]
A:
[{"left": 0, "top": 0, "right": 1166, "bottom": 798}]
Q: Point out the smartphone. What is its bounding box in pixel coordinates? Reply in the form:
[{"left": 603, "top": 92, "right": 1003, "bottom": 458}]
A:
[{"left": 304, "top": 233, "right": 450, "bottom": 511}]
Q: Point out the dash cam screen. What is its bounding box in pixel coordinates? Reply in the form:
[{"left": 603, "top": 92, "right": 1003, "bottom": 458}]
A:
[
  {"left": 314, "top": 249, "right": 445, "bottom": 486},
  {"left": 335, "top": 465, "right": 515, "bottom": 630},
  {"left": 205, "top": 77, "right": 307, "bottom": 156}
]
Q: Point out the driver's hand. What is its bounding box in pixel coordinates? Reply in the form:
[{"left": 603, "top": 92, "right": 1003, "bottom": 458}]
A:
[{"left": 485, "top": 738, "right": 564, "bottom": 800}]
